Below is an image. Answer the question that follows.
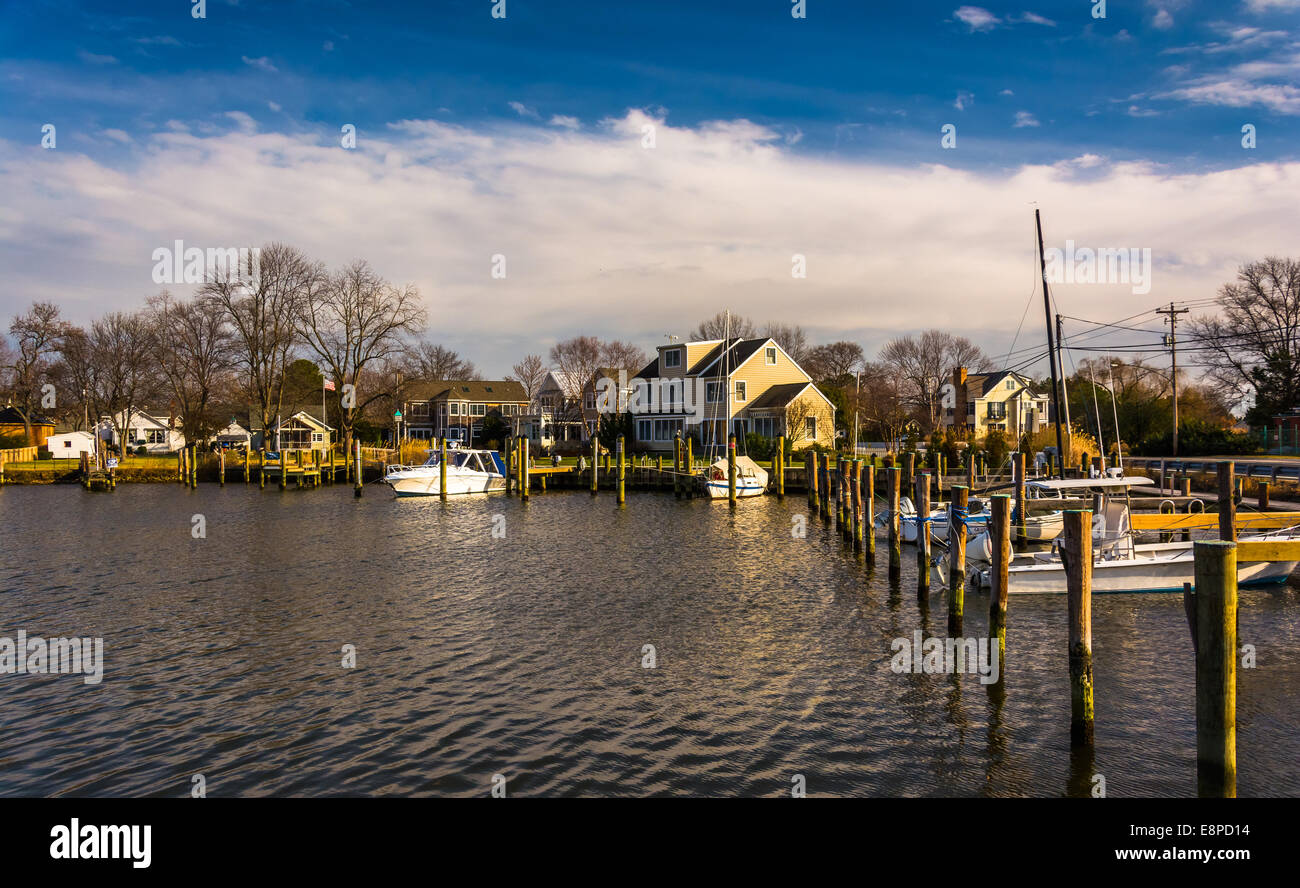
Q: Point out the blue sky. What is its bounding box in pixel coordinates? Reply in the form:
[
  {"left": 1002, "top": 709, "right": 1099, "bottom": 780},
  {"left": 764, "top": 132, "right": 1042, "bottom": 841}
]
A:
[{"left": 2, "top": 0, "right": 1298, "bottom": 374}]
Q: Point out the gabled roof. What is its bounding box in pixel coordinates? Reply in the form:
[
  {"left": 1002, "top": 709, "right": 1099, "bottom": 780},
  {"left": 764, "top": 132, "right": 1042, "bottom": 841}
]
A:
[
  {"left": 634, "top": 356, "right": 659, "bottom": 379},
  {"left": 747, "top": 382, "right": 814, "bottom": 409},
  {"left": 404, "top": 380, "right": 529, "bottom": 403},
  {"left": 690, "top": 337, "right": 770, "bottom": 378},
  {"left": 976, "top": 370, "right": 1041, "bottom": 398}
]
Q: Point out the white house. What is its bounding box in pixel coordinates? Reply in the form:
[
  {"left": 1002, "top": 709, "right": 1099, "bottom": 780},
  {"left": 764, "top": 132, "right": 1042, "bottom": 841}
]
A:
[
  {"left": 46, "top": 430, "right": 97, "bottom": 459},
  {"left": 98, "top": 409, "right": 186, "bottom": 454}
]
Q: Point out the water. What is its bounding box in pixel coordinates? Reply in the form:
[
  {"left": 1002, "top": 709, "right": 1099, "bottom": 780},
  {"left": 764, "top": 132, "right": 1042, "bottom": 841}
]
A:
[{"left": 1, "top": 483, "right": 1297, "bottom": 797}]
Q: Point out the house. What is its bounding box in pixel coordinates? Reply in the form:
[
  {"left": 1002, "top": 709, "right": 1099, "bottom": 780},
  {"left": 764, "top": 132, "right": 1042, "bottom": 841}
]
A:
[
  {"left": 518, "top": 372, "right": 585, "bottom": 445},
  {"left": 627, "top": 336, "right": 835, "bottom": 452},
  {"left": 399, "top": 380, "right": 529, "bottom": 445},
  {"left": 98, "top": 409, "right": 186, "bottom": 454},
  {"left": 213, "top": 419, "right": 252, "bottom": 449},
  {"left": 944, "top": 368, "right": 1050, "bottom": 440},
  {"left": 250, "top": 410, "right": 333, "bottom": 453},
  {"left": 0, "top": 406, "right": 54, "bottom": 447},
  {"left": 46, "top": 429, "right": 97, "bottom": 459}
]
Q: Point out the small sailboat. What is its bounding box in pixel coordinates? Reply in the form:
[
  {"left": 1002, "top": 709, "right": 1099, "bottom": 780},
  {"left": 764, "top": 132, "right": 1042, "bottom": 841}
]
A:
[
  {"left": 698, "top": 309, "right": 768, "bottom": 499},
  {"left": 704, "top": 453, "right": 769, "bottom": 499},
  {"left": 383, "top": 447, "right": 506, "bottom": 496}
]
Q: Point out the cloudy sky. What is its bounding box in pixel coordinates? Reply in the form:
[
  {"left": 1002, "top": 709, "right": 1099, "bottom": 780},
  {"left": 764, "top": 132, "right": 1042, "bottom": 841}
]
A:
[{"left": 2, "top": 0, "right": 1298, "bottom": 376}]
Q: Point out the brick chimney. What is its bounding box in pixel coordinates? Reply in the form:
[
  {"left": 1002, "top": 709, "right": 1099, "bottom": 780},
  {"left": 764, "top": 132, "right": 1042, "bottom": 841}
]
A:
[{"left": 952, "top": 367, "right": 968, "bottom": 432}]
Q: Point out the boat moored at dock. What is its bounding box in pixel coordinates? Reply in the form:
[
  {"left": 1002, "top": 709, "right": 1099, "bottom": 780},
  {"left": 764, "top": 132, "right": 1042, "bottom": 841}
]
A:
[{"left": 383, "top": 448, "right": 506, "bottom": 496}]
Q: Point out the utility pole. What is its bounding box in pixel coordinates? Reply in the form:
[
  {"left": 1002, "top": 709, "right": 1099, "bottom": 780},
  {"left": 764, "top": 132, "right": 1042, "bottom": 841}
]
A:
[
  {"left": 1035, "top": 209, "right": 1066, "bottom": 480},
  {"left": 1157, "top": 302, "right": 1189, "bottom": 456}
]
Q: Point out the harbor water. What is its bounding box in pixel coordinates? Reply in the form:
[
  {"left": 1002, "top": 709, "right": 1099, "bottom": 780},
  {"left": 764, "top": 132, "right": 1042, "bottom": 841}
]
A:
[{"left": 1, "top": 484, "right": 1298, "bottom": 797}]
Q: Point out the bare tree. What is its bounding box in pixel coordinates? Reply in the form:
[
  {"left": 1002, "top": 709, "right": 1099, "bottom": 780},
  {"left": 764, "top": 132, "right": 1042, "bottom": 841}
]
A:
[
  {"left": 599, "top": 340, "right": 648, "bottom": 373},
  {"left": 1188, "top": 256, "right": 1300, "bottom": 425},
  {"left": 508, "top": 354, "right": 548, "bottom": 404},
  {"left": 297, "top": 259, "right": 427, "bottom": 462},
  {"left": 879, "top": 330, "right": 991, "bottom": 431},
  {"left": 147, "top": 291, "right": 234, "bottom": 444},
  {"left": 201, "top": 242, "right": 324, "bottom": 438},
  {"left": 763, "top": 322, "right": 810, "bottom": 364},
  {"left": 803, "top": 341, "right": 865, "bottom": 382},
  {"left": 856, "top": 361, "right": 913, "bottom": 448},
  {"left": 5, "top": 302, "right": 69, "bottom": 443},
  {"left": 690, "top": 311, "right": 757, "bottom": 340},
  {"left": 89, "top": 312, "right": 159, "bottom": 456},
  {"left": 406, "top": 341, "right": 478, "bottom": 381}
]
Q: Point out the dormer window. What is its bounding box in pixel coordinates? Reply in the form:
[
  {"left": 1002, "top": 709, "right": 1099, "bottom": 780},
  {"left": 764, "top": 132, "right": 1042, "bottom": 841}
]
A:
[{"left": 664, "top": 348, "right": 682, "bottom": 369}]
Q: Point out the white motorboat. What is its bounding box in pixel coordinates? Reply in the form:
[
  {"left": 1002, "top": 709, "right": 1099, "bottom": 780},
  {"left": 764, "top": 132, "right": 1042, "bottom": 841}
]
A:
[
  {"left": 900, "top": 496, "right": 993, "bottom": 543},
  {"left": 383, "top": 448, "right": 506, "bottom": 496},
  {"left": 703, "top": 454, "right": 769, "bottom": 499},
  {"left": 966, "top": 475, "right": 1156, "bottom": 561},
  {"left": 975, "top": 500, "right": 1300, "bottom": 594}
]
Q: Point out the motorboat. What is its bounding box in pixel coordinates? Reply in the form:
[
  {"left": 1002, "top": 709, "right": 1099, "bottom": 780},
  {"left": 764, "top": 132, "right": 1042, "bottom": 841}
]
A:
[{"left": 383, "top": 448, "right": 506, "bottom": 496}]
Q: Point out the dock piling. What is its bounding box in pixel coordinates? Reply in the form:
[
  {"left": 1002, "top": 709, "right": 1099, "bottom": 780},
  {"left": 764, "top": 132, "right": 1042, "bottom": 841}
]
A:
[
  {"left": 353, "top": 440, "right": 362, "bottom": 497},
  {"left": 916, "top": 472, "right": 931, "bottom": 596},
  {"left": 988, "top": 495, "right": 1011, "bottom": 674},
  {"left": 887, "top": 467, "right": 901, "bottom": 577},
  {"left": 947, "top": 484, "right": 968, "bottom": 635},
  {"left": 1063, "top": 509, "right": 1095, "bottom": 746},
  {"left": 1193, "top": 541, "right": 1237, "bottom": 797}
]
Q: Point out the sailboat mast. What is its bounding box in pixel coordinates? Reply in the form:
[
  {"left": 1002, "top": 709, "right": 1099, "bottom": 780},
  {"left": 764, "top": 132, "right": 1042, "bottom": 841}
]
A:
[{"left": 1035, "top": 209, "right": 1066, "bottom": 480}]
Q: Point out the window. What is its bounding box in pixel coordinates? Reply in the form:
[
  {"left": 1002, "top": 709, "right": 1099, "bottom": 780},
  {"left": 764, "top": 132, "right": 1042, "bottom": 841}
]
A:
[
  {"left": 637, "top": 419, "right": 653, "bottom": 441},
  {"left": 1006, "top": 379, "right": 1015, "bottom": 390},
  {"left": 734, "top": 381, "right": 746, "bottom": 402},
  {"left": 753, "top": 417, "right": 775, "bottom": 438},
  {"left": 705, "top": 381, "right": 722, "bottom": 403},
  {"left": 63, "top": 440, "right": 71, "bottom": 448},
  {"left": 805, "top": 416, "right": 816, "bottom": 439},
  {"left": 145, "top": 429, "right": 166, "bottom": 445},
  {"left": 311, "top": 432, "right": 324, "bottom": 444},
  {"left": 449, "top": 403, "right": 460, "bottom": 416},
  {"left": 654, "top": 418, "right": 682, "bottom": 441},
  {"left": 765, "top": 347, "right": 777, "bottom": 365},
  {"left": 732, "top": 418, "right": 749, "bottom": 437},
  {"left": 664, "top": 348, "right": 682, "bottom": 369},
  {"left": 409, "top": 402, "right": 429, "bottom": 418},
  {"left": 471, "top": 403, "right": 486, "bottom": 417}
]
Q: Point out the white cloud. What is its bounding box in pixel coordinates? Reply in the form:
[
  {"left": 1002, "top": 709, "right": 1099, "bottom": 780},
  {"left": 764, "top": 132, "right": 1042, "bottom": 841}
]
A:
[
  {"left": 508, "top": 101, "right": 540, "bottom": 119},
  {"left": 77, "top": 50, "right": 118, "bottom": 65},
  {"left": 1244, "top": 0, "right": 1300, "bottom": 10},
  {"left": 1, "top": 111, "right": 1296, "bottom": 373},
  {"left": 999, "top": 89, "right": 1014, "bottom": 96},
  {"left": 1017, "top": 12, "right": 1056, "bottom": 25},
  {"left": 1127, "top": 105, "right": 1161, "bottom": 117},
  {"left": 954, "top": 91, "right": 975, "bottom": 110},
  {"left": 953, "top": 6, "right": 1001, "bottom": 31},
  {"left": 268, "top": 101, "right": 282, "bottom": 112},
  {"left": 1013, "top": 110, "right": 1040, "bottom": 127},
  {"left": 1153, "top": 9, "right": 1174, "bottom": 28},
  {"left": 241, "top": 56, "right": 278, "bottom": 73},
  {"left": 548, "top": 114, "right": 580, "bottom": 130}
]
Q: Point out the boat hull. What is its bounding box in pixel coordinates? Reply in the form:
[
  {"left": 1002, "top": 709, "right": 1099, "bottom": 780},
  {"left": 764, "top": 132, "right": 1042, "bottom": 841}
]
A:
[
  {"left": 704, "top": 480, "right": 766, "bottom": 498},
  {"left": 982, "top": 555, "right": 1297, "bottom": 594},
  {"left": 386, "top": 472, "right": 505, "bottom": 496}
]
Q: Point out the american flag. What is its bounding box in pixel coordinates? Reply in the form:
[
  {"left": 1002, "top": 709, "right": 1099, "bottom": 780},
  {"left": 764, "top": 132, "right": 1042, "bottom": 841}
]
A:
[{"left": 323, "top": 379, "right": 336, "bottom": 392}]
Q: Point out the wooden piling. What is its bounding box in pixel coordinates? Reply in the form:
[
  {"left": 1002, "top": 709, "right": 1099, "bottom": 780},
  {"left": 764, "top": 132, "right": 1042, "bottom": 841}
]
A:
[
  {"left": 1013, "top": 451, "right": 1026, "bottom": 546},
  {"left": 219, "top": 449, "right": 225, "bottom": 486},
  {"left": 279, "top": 448, "right": 287, "bottom": 490},
  {"left": 819, "top": 454, "right": 831, "bottom": 521},
  {"left": 1193, "top": 541, "right": 1237, "bottom": 797},
  {"left": 850, "top": 460, "right": 863, "bottom": 554},
  {"left": 947, "top": 484, "right": 968, "bottom": 635},
  {"left": 353, "top": 440, "right": 362, "bottom": 497},
  {"left": 887, "top": 467, "right": 901, "bottom": 577},
  {"left": 966, "top": 453, "right": 975, "bottom": 491},
  {"left": 685, "top": 439, "right": 694, "bottom": 498},
  {"left": 726, "top": 434, "right": 735, "bottom": 505},
  {"left": 902, "top": 451, "right": 914, "bottom": 496},
  {"left": 916, "top": 472, "right": 931, "bottom": 595},
  {"left": 1218, "top": 462, "right": 1236, "bottom": 543},
  {"left": 520, "top": 438, "right": 530, "bottom": 500},
  {"left": 1063, "top": 509, "right": 1094, "bottom": 746},
  {"left": 806, "top": 451, "right": 817, "bottom": 509},
  {"left": 863, "top": 463, "right": 876, "bottom": 561},
  {"left": 259, "top": 449, "right": 266, "bottom": 489},
  {"left": 1257, "top": 480, "right": 1270, "bottom": 511},
  {"left": 617, "top": 435, "right": 626, "bottom": 505},
  {"left": 988, "top": 494, "right": 1011, "bottom": 673},
  {"left": 776, "top": 436, "right": 785, "bottom": 497}
]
